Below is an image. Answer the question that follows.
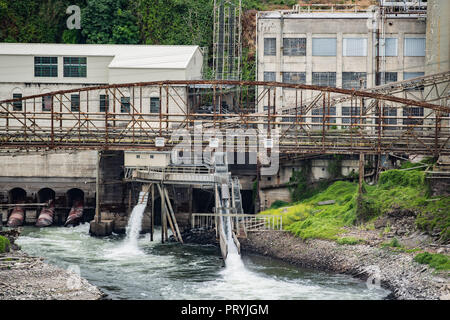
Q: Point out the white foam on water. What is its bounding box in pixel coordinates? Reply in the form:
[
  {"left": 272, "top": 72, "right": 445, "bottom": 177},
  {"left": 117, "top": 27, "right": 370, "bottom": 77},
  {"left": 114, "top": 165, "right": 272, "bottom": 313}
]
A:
[{"left": 106, "top": 203, "right": 147, "bottom": 259}]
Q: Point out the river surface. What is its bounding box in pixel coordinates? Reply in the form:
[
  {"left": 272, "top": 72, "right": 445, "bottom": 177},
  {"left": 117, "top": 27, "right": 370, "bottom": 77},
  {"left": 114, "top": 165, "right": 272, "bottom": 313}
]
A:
[{"left": 16, "top": 224, "right": 390, "bottom": 300}]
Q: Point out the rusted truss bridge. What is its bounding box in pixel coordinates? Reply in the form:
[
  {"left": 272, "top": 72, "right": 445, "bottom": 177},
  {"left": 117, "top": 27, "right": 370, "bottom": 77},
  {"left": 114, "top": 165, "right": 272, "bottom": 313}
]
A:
[{"left": 0, "top": 71, "right": 449, "bottom": 156}]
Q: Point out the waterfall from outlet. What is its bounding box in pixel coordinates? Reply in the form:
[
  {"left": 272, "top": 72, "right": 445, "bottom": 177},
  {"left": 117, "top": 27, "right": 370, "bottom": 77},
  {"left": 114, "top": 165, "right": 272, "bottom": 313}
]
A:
[
  {"left": 222, "top": 214, "right": 244, "bottom": 270},
  {"left": 124, "top": 203, "right": 147, "bottom": 251}
]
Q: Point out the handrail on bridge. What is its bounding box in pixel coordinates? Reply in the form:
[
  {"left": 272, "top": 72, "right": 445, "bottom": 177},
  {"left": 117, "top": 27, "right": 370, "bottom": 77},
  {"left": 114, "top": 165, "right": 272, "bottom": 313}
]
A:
[{"left": 191, "top": 213, "right": 283, "bottom": 233}]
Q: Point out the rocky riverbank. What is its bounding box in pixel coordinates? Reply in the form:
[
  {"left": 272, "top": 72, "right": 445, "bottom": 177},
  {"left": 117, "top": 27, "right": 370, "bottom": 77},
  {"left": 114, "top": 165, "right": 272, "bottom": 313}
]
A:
[
  {"left": 240, "top": 231, "right": 450, "bottom": 300},
  {"left": 0, "top": 229, "right": 105, "bottom": 300}
]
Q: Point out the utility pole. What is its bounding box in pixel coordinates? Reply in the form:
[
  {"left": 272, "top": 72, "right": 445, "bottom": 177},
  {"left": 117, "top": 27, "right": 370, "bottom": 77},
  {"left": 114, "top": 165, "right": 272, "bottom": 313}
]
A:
[{"left": 95, "top": 150, "right": 101, "bottom": 223}]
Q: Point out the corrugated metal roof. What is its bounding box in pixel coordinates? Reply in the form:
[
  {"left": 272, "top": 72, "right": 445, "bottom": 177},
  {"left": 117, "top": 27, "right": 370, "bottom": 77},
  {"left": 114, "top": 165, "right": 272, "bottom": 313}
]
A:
[{"left": 0, "top": 43, "right": 200, "bottom": 69}]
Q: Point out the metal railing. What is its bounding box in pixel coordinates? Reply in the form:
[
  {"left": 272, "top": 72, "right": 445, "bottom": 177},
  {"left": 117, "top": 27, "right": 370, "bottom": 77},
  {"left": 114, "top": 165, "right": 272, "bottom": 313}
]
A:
[{"left": 191, "top": 213, "right": 283, "bottom": 233}]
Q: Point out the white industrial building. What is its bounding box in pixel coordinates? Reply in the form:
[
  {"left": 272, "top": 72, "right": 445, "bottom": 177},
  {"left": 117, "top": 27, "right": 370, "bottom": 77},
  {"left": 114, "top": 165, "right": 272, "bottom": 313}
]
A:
[
  {"left": 0, "top": 43, "right": 204, "bottom": 216},
  {"left": 0, "top": 43, "right": 204, "bottom": 114},
  {"left": 256, "top": 1, "right": 428, "bottom": 129}
]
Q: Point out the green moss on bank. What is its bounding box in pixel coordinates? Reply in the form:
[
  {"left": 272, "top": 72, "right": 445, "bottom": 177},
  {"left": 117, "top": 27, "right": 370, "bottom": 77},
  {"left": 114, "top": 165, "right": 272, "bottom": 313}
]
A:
[
  {"left": 259, "top": 169, "right": 449, "bottom": 242},
  {"left": 0, "top": 235, "right": 10, "bottom": 253},
  {"left": 414, "top": 252, "right": 450, "bottom": 271}
]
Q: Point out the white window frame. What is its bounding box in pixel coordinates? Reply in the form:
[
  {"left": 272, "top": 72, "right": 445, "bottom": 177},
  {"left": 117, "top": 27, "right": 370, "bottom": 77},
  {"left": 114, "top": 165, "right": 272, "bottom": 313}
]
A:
[
  {"left": 343, "top": 38, "right": 367, "bottom": 57},
  {"left": 404, "top": 38, "right": 426, "bottom": 57},
  {"left": 312, "top": 38, "right": 337, "bottom": 56}
]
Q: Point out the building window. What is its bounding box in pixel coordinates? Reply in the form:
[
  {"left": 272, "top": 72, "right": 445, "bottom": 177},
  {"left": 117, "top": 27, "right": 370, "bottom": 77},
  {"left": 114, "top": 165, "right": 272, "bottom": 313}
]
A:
[
  {"left": 377, "top": 38, "right": 398, "bottom": 57},
  {"left": 343, "top": 38, "right": 367, "bottom": 56},
  {"left": 403, "top": 107, "right": 424, "bottom": 126},
  {"left": 404, "top": 38, "right": 425, "bottom": 57},
  {"left": 312, "top": 72, "right": 336, "bottom": 87},
  {"left": 376, "top": 72, "right": 398, "bottom": 85},
  {"left": 383, "top": 107, "right": 397, "bottom": 130},
  {"left": 71, "top": 94, "right": 80, "bottom": 112},
  {"left": 34, "top": 57, "right": 58, "bottom": 77},
  {"left": 136, "top": 154, "right": 141, "bottom": 159},
  {"left": 404, "top": 72, "right": 425, "bottom": 90},
  {"left": 342, "top": 106, "right": 361, "bottom": 124},
  {"left": 42, "top": 95, "right": 52, "bottom": 112},
  {"left": 404, "top": 72, "right": 425, "bottom": 80},
  {"left": 100, "top": 94, "right": 109, "bottom": 112},
  {"left": 282, "top": 72, "right": 306, "bottom": 84},
  {"left": 264, "top": 38, "right": 276, "bottom": 56},
  {"left": 12, "top": 93, "right": 22, "bottom": 111},
  {"left": 311, "top": 107, "right": 336, "bottom": 129},
  {"left": 263, "top": 72, "right": 276, "bottom": 82},
  {"left": 63, "top": 57, "right": 87, "bottom": 77},
  {"left": 120, "top": 97, "right": 130, "bottom": 113},
  {"left": 312, "top": 38, "right": 337, "bottom": 56},
  {"left": 342, "top": 72, "right": 367, "bottom": 90},
  {"left": 283, "top": 38, "right": 306, "bottom": 56},
  {"left": 150, "top": 97, "right": 160, "bottom": 113}
]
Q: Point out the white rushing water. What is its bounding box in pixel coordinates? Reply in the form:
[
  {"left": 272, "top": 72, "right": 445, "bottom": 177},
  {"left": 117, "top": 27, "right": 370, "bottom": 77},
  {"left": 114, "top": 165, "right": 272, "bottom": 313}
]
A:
[
  {"left": 16, "top": 224, "right": 391, "bottom": 300},
  {"left": 107, "top": 203, "right": 147, "bottom": 257},
  {"left": 223, "top": 215, "right": 244, "bottom": 271}
]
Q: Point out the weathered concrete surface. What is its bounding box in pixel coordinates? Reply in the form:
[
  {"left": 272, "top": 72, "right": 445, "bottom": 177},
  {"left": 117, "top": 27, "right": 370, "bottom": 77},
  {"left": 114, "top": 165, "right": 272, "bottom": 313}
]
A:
[{"left": 89, "top": 220, "right": 114, "bottom": 237}]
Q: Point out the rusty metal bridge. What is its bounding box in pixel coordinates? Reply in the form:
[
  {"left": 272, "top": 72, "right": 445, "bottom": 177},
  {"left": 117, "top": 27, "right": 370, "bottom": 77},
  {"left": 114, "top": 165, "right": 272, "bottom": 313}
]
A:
[{"left": 0, "top": 71, "right": 449, "bottom": 156}]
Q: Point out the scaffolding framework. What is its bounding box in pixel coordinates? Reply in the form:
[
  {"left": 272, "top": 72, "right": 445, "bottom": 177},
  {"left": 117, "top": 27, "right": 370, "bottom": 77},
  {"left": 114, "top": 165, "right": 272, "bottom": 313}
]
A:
[{"left": 213, "top": 0, "right": 242, "bottom": 81}]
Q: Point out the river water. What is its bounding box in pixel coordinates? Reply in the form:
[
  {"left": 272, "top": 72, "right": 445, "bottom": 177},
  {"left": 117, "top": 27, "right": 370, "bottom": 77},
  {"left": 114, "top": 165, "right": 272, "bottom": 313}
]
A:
[{"left": 16, "top": 224, "right": 390, "bottom": 300}]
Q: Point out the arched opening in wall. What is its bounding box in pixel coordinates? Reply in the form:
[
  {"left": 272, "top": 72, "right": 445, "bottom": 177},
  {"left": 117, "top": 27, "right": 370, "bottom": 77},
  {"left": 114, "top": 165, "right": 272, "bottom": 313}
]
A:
[
  {"left": 37, "top": 188, "right": 55, "bottom": 203},
  {"left": 65, "top": 188, "right": 86, "bottom": 226},
  {"left": 8, "top": 188, "right": 27, "bottom": 204},
  {"left": 66, "top": 188, "right": 84, "bottom": 207},
  {"left": 240, "top": 190, "right": 254, "bottom": 214}
]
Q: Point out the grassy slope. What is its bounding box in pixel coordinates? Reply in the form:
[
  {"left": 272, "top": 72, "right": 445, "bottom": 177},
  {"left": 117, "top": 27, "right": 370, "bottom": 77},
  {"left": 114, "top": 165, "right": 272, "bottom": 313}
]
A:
[
  {"left": 259, "top": 170, "right": 450, "bottom": 242},
  {"left": 0, "top": 235, "right": 10, "bottom": 253}
]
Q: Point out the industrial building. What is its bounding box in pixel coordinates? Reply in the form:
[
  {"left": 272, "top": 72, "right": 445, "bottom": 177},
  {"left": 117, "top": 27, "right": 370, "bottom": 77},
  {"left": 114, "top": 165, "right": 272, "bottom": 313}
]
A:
[
  {"left": 253, "top": 0, "right": 448, "bottom": 208},
  {"left": 256, "top": 1, "right": 427, "bottom": 125},
  {"left": 0, "top": 44, "right": 204, "bottom": 228}
]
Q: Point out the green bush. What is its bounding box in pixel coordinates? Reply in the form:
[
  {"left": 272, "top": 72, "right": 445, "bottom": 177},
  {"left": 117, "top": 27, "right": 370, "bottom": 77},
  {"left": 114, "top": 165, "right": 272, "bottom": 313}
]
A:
[
  {"left": 0, "top": 235, "right": 10, "bottom": 253},
  {"left": 261, "top": 168, "right": 449, "bottom": 243},
  {"left": 336, "top": 237, "right": 362, "bottom": 245},
  {"left": 270, "top": 200, "right": 289, "bottom": 209},
  {"left": 378, "top": 170, "right": 426, "bottom": 189},
  {"left": 414, "top": 252, "right": 450, "bottom": 271}
]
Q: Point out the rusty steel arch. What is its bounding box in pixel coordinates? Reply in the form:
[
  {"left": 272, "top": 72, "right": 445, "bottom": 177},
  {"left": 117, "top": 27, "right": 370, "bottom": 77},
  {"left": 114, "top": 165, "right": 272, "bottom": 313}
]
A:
[{"left": 0, "top": 78, "right": 449, "bottom": 156}]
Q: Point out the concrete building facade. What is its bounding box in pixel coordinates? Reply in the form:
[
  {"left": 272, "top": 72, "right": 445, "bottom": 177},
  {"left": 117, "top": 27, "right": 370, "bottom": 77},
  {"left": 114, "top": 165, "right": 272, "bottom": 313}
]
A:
[
  {"left": 254, "top": 2, "right": 431, "bottom": 209},
  {"left": 0, "top": 43, "right": 204, "bottom": 226},
  {"left": 256, "top": 4, "right": 427, "bottom": 128}
]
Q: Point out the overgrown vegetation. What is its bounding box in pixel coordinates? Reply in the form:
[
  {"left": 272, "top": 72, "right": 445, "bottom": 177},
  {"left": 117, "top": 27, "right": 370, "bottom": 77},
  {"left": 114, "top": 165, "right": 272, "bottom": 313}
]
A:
[
  {"left": 0, "top": 235, "right": 10, "bottom": 253},
  {"left": 260, "top": 169, "right": 450, "bottom": 243},
  {"left": 336, "top": 237, "right": 363, "bottom": 245},
  {"left": 269, "top": 200, "right": 290, "bottom": 209},
  {"left": 381, "top": 237, "right": 401, "bottom": 248},
  {"left": 0, "top": 0, "right": 301, "bottom": 82},
  {"left": 414, "top": 252, "right": 450, "bottom": 271}
]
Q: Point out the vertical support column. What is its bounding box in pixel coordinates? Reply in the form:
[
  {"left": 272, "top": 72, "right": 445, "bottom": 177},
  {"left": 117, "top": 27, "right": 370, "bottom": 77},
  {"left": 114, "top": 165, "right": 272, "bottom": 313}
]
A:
[
  {"left": 160, "top": 183, "right": 165, "bottom": 243},
  {"left": 165, "top": 85, "right": 169, "bottom": 131},
  {"left": 188, "top": 186, "right": 193, "bottom": 228},
  {"left": 95, "top": 150, "right": 101, "bottom": 223},
  {"left": 435, "top": 111, "right": 441, "bottom": 158},
  {"left": 151, "top": 183, "right": 154, "bottom": 241},
  {"left": 255, "top": 159, "right": 261, "bottom": 214},
  {"left": 50, "top": 95, "right": 54, "bottom": 149},
  {"left": 359, "top": 152, "right": 364, "bottom": 195}
]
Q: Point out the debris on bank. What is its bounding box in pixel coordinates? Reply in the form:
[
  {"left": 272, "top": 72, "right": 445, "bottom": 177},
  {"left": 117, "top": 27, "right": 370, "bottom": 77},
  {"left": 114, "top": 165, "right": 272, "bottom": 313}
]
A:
[{"left": 0, "top": 228, "right": 105, "bottom": 300}]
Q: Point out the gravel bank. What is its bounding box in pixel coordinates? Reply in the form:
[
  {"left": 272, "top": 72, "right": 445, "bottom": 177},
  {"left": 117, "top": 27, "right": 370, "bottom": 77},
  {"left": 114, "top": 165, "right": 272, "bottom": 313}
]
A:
[
  {"left": 240, "top": 231, "right": 450, "bottom": 300},
  {"left": 0, "top": 230, "right": 105, "bottom": 300}
]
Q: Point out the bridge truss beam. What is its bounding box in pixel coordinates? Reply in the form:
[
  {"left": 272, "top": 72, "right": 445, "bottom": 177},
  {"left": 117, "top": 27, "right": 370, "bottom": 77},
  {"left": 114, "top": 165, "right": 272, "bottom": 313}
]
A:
[{"left": 0, "top": 76, "right": 449, "bottom": 157}]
